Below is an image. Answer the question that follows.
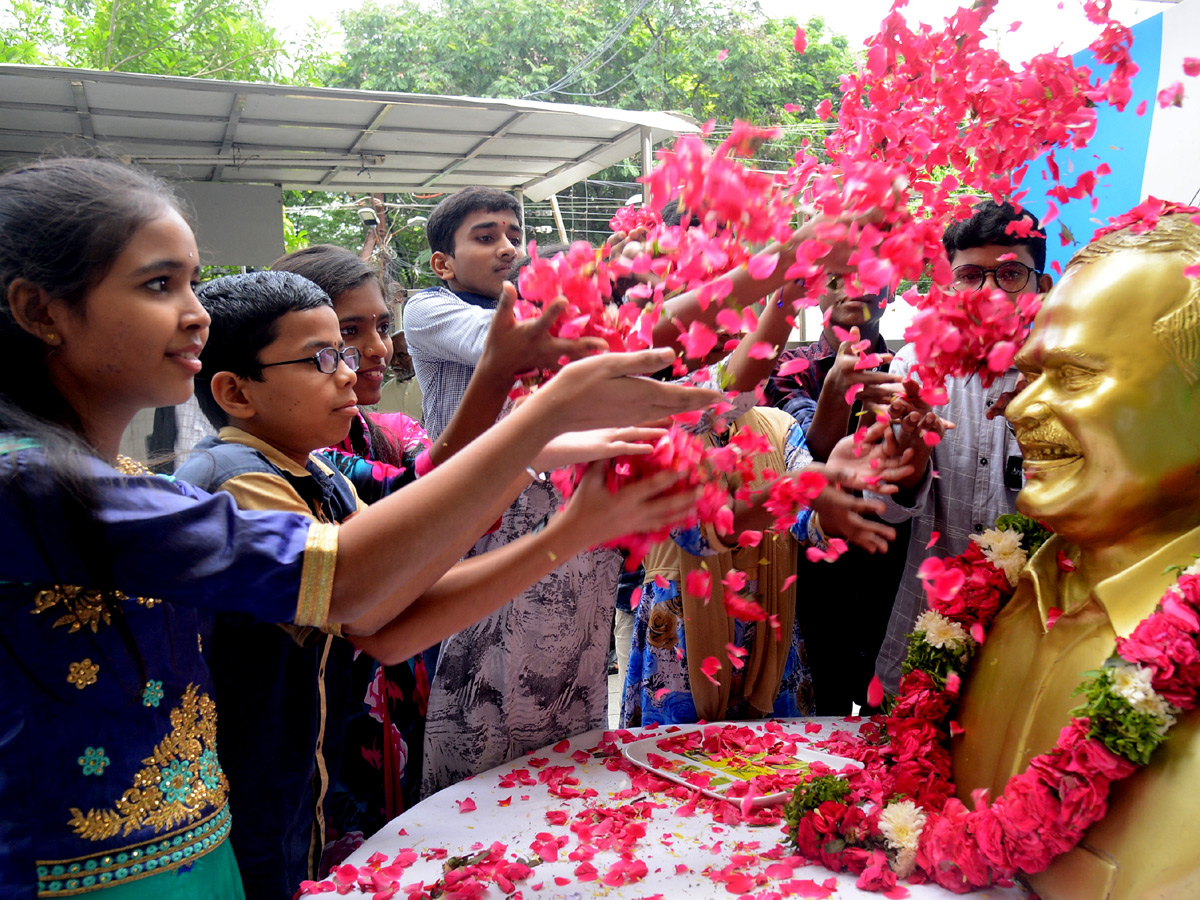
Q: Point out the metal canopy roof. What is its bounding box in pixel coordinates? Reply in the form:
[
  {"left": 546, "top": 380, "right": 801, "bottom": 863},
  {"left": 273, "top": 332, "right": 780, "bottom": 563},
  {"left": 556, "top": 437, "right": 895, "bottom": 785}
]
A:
[{"left": 0, "top": 65, "right": 698, "bottom": 202}]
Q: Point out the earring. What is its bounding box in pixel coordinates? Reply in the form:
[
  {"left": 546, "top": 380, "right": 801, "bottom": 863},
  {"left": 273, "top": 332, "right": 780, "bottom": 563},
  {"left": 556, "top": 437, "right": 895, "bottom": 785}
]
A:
[{"left": 44, "top": 332, "right": 59, "bottom": 345}]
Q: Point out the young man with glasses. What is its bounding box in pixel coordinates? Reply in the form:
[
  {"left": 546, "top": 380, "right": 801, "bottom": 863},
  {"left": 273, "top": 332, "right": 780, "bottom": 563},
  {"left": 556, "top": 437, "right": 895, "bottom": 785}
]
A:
[{"left": 872, "top": 200, "right": 1053, "bottom": 696}]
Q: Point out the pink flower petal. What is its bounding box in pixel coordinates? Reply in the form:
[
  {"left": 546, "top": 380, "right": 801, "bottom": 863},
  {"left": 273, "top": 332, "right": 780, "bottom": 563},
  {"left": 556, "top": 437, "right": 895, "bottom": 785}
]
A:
[
  {"left": 1158, "top": 81, "right": 1185, "bottom": 108},
  {"left": 777, "top": 357, "right": 811, "bottom": 377},
  {"left": 793, "top": 26, "right": 807, "bottom": 54},
  {"left": 700, "top": 655, "right": 722, "bottom": 684},
  {"left": 685, "top": 569, "right": 712, "bottom": 601},
  {"left": 866, "top": 675, "right": 885, "bottom": 708},
  {"left": 456, "top": 797, "right": 476, "bottom": 813},
  {"left": 748, "top": 340, "right": 778, "bottom": 360},
  {"left": 748, "top": 251, "right": 780, "bottom": 280},
  {"left": 725, "top": 642, "right": 748, "bottom": 670}
]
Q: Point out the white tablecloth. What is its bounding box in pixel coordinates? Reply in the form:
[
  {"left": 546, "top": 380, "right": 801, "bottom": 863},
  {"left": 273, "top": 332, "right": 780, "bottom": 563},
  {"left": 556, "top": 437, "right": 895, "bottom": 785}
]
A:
[{"left": 344, "top": 718, "right": 1028, "bottom": 899}]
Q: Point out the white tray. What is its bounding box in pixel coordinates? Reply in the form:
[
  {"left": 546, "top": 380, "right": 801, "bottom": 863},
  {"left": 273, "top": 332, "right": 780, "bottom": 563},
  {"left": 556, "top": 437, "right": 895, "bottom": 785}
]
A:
[{"left": 621, "top": 721, "right": 863, "bottom": 808}]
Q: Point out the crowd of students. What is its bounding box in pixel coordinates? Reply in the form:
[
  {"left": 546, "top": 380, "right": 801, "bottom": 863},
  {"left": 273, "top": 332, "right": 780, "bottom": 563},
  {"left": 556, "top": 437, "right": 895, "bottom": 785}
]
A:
[{"left": 0, "top": 155, "right": 1049, "bottom": 900}]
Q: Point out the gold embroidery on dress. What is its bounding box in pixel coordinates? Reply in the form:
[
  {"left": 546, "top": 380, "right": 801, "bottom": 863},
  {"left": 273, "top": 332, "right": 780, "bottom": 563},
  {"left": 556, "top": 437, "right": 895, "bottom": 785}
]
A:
[
  {"left": 115, "top": 456, "right": 152, "bottom": 476},
  {"left": 68, "top": 684, "right": 228, "bottom": 841},
  {"left": 66, "top": 659, "right": 99, "bottom": 690},
  {"left": 32, "top": 587, "right": 112, "bottom": 634},
  {"left": 31, "top": 587, "right": 163, "bottom": 633}
]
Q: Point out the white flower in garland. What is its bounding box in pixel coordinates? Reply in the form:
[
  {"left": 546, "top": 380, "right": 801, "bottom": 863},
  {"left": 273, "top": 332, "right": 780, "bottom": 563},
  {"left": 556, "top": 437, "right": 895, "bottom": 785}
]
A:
[
  {"left": 914, "top": 610, "right": 971, "bottom": 651},
  {"left": 1110, "top": 662, "right": 1178, "bottom": 734},
  {"left": 878, "top": 799, "right": 925, "bottom": 877},
  {"left": 970, "top": 527, "right": 1028, "bottom": 587}
]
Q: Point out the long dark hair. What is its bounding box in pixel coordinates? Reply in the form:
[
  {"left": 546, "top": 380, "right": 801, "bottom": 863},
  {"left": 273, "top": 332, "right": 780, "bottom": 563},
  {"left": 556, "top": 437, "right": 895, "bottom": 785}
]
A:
[
  {"left": 0, "top": 157, "right": 186, "bottom": 442},
  {"left": 0, "top": 157, "right": 186, "bottom": 595},
  {"left": 271, "top": 245, "right": 409, "bottom": 466}
]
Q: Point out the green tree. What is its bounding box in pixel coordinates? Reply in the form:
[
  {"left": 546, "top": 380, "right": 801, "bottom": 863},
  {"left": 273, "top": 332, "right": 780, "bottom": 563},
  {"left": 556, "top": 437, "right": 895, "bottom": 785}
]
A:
[
  {"left": 0, "top": 0, "right": 332, "bottom": 83},
  {"left": 331, "top": 0, "right": 853, "bottom": 126},
  {"left": 325, "top": 0, "right": 855, "bottom": 256}
]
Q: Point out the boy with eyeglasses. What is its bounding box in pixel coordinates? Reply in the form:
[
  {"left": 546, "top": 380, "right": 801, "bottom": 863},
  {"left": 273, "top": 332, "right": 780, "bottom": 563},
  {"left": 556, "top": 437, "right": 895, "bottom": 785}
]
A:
[
  {"left": 175, "top": 272, "right": 702, "bottom": 898},
  {"left": 872, "top": 200, "right": 1054, "bottom": 696}
]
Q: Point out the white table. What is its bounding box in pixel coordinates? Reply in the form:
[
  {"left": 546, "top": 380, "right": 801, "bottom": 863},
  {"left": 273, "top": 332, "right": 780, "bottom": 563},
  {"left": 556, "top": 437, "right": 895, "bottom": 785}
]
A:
[{"left": 344, "top": 718, "right": 1028, "bottom": 899}]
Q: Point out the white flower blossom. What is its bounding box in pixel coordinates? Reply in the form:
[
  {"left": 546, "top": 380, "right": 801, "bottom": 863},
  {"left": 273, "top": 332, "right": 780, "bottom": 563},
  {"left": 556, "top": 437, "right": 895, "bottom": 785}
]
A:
[
  {"left": 878, "top": 800, "right": 926, "bottom": 855},
  {"left": 971, "top": 528, "right": 1028, "bottom": 587},
  {"left": 1110, "top": 663, "right": 1178, "bottom": 734},
  {"left": 915, "top": 610, "right": 970, "bottom": 651},
  {"left": 1182, "top": 561, "right": 1200, "bottom": 578}
]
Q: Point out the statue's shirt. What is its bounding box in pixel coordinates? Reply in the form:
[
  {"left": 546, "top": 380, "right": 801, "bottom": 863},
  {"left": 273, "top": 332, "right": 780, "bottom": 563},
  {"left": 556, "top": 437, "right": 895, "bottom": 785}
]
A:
[{"left": 954, "top": 527, "right": 1200, "bottom": 900}]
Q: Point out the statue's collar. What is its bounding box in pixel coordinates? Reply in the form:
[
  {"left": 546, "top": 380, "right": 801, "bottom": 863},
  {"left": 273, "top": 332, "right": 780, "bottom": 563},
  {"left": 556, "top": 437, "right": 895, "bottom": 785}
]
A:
[{"left": 1025, "top": 526, "right": 1200, "bottom": 638}]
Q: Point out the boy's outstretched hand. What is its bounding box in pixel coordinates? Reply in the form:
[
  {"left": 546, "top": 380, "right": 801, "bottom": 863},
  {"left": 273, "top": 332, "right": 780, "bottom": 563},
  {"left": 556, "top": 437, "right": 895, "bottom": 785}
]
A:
[
  {"left": 479, "top": 283, "right": 607, "bottom": 381},
  {"left": 532, "top": 426, "right": 666, "bottom": 472},
  {"left": 558, "top": 464, "right": 700, "bottom": 549},
  {"left": 533, "top": 347, "right": 721, "bottom": 434},
  {"left": 803, "top": 417, "right": 919, "bottom": 553}
]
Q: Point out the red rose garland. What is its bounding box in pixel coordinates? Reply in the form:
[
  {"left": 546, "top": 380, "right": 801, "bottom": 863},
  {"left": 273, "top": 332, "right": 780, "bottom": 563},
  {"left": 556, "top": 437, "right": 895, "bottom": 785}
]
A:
[{"left": 785, "top": 518, "right": 1200, "bottom": 893}]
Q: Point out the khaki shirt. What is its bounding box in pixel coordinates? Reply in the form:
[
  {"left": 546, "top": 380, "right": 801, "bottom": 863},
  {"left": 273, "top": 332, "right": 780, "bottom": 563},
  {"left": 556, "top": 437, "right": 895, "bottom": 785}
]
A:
[{"left": 953, "top": 528, "right": 1200, "bottom": 900}]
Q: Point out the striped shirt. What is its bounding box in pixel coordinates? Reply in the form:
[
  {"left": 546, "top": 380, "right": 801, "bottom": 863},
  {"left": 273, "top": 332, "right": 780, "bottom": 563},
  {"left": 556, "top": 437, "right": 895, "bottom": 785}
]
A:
[
  {"left": 873, "top": 343, "right": 1024, "bottom": 692},
  {"left": 403, "top": 284, "right": 497, "bottom": 439}
]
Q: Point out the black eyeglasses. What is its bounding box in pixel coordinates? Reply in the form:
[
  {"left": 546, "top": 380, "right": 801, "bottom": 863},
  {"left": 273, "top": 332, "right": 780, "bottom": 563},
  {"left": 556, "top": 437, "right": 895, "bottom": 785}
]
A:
[
  {"left": 260, "top": 346, "right": 361, "bottom": 375},
  {"left": 952, "top": 261, "right": 1040, "bottom": 294}
]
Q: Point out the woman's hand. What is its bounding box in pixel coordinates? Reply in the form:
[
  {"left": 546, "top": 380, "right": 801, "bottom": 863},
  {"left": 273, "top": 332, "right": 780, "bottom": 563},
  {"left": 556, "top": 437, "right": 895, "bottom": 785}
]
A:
[
  {"left": 532, "top": 426, "right": 666, "bottom": 471},
  {"left": 527, "top": 348, "right": 721, "bottom": 436},
  {"left": 555, "top": 464, "right": 700, "bottom": 548}
]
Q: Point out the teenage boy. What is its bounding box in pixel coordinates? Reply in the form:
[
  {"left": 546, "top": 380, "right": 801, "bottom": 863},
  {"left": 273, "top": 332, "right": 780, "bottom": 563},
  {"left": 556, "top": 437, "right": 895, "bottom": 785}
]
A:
[
  {"left": 405, "top": 187, "right": 531, "bottom": 441},
  {"left": 764, "top": 279, "right": 910, "bottom": 714},
  {"left": 873, "top": 200, "right": 1054, "bottom": 694},
  {"left": 176, "top": 271, "right": 702, "bottom": 899},
  {"left": 406, "top": 188, "right": 632, "bottom": 795}
]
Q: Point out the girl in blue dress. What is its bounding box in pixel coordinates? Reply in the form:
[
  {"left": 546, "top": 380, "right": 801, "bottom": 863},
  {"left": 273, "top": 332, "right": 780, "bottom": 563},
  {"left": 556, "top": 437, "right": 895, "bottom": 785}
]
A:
[{"left": 0, "top": 157, "right": 713, "bottom": 900}]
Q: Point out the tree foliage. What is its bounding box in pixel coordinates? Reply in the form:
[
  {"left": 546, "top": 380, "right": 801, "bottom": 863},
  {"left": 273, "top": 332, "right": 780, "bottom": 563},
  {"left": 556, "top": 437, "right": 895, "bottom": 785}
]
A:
[
  {"left": 0, "top": 0, "right": 331, "bottom": 83},
  {"left": 330, "top": 0, "right": 854, "bottom": 126}
]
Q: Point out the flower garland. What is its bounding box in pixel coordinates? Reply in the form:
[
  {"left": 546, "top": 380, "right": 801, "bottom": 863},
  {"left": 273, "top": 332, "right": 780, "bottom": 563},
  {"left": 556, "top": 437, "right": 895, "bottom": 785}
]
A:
[{"left": 784, "top": 514, "right": 1200, "bottom": 893}]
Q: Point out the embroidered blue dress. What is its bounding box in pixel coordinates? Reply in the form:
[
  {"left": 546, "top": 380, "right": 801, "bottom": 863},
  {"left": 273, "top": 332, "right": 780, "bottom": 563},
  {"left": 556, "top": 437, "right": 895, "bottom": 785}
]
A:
[{"left": 0, "top": 441, "right": 337, "bottom": 899}]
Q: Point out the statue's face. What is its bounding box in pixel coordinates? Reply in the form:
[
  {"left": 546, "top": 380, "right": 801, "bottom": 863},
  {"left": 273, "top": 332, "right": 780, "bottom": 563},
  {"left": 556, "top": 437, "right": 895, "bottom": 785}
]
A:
[{"left": 1008, "top": 248, "right": 1200, "bottom": 546}]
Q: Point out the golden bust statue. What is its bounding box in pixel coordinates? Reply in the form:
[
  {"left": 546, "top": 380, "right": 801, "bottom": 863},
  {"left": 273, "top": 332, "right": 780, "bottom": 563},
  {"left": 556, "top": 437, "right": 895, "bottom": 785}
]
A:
[{"left": 952, "top": 213, "right": 1200, "bottom": 900}]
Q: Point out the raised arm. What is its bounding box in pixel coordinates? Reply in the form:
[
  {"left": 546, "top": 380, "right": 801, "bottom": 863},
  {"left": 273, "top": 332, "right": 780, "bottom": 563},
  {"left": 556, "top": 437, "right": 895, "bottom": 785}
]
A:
[
  {"left": 348, "top": 465, "right": 699, "bottom": 660},
  {"left": 427, "top": 284, "right": 608, "bottom": 465},
  {"left": 650, "top": 217, "right": 857, "bottom": 351},
  {"left": 327, "top": 348, "right": 720, "bottom": 628}
]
